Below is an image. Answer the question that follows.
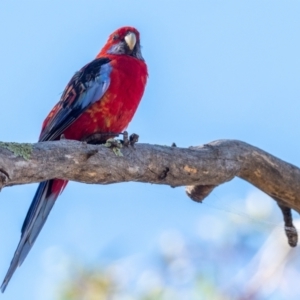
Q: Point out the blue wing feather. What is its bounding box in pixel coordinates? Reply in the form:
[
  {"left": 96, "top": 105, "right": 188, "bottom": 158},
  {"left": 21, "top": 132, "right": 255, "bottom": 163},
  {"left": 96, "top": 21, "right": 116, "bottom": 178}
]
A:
[{"left": 39, "top": 57, "right": 112, "bottom": 142}]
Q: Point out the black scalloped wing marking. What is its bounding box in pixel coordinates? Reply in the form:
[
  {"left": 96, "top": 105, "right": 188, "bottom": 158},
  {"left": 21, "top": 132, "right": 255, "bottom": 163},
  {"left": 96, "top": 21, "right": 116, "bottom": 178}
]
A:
[{"left": 39, "top": 57, "right": 112, "bottom": 142}]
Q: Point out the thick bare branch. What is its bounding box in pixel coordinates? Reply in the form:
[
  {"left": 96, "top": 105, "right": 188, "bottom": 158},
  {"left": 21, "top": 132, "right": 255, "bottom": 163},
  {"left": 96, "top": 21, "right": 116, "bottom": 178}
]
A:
[{"left": 0, "top": 139, "right": 300, "bottom": 215}]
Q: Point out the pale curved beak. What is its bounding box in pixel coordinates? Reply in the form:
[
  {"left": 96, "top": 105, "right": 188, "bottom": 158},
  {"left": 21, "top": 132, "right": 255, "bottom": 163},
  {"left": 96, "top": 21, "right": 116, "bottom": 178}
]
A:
[{"left": 124, "top": 32, "right": 136, "bottom": 51}]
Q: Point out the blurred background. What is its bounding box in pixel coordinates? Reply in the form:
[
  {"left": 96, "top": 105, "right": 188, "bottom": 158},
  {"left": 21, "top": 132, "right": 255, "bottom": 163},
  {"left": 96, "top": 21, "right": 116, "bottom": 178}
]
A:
[{"left": 0, "top": 1, "right": 300, "bottom": 299}]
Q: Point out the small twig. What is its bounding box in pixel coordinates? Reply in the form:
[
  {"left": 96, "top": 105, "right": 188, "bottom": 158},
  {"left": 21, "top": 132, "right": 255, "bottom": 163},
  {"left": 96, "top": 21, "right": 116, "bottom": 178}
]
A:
[
  {"left": 277, "top": 203, "right": 298, "bottom": 247},
  {"left": 186, "top": 185, "right": 217, "bottom": 203}
]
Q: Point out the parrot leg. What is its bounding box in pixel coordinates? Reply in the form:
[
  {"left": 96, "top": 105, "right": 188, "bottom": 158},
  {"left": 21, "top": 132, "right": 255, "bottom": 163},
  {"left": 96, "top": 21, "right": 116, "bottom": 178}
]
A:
[
  {"left": 120, "top": 131, "right": 138, "bottom": 147},
  {"left": 121, "top": 131, "right": 139, "bottom": 147},
  {"left": 129, "top": 133, "right": 139, "bottom": 146},
  {"left": 122, "top": 131, "right": 129, "bottom": 146}
]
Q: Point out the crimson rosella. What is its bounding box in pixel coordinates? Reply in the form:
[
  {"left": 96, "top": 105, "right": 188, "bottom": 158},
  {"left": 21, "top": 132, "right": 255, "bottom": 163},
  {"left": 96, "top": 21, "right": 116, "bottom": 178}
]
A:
[{"left": 1, "top": 26, "right": 148, "bottom": 292}]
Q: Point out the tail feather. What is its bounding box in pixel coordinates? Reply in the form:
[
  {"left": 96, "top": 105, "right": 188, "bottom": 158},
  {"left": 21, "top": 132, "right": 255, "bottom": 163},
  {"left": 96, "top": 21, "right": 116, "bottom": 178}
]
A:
[{"left": 1, "top": 179, "right": 67, "bottom": 292}]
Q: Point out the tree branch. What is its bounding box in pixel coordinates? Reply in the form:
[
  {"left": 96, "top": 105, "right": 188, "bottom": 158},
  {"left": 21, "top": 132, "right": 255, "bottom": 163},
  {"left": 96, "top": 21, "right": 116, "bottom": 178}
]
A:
[
  {"left": 0, "top": 139, "right": 299, "bottom": 245},
  {"left": 0, "top": 139, "right": 299, "bottom": 209}
]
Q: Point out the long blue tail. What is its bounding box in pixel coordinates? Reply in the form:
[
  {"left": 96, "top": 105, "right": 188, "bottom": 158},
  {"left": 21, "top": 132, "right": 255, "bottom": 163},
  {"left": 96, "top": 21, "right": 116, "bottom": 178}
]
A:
[{"left": 1, "top": 179, "right": 66, "bottom": 292}]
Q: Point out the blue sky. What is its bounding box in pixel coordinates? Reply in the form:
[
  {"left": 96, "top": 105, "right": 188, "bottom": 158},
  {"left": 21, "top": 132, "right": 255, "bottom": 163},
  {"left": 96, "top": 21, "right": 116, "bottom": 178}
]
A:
[{"left": 0, "top": 1, "right": 300, "bottom": 299}]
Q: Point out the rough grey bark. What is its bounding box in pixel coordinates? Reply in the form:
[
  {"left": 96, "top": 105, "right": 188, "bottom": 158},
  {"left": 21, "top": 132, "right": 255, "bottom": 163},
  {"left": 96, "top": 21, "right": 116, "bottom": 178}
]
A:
[
  {"left": 0, "top": 139, "right": 299, "bottom": 209},
  {"left": 0, "top": 139, "right": 298, "bottom": 245}
]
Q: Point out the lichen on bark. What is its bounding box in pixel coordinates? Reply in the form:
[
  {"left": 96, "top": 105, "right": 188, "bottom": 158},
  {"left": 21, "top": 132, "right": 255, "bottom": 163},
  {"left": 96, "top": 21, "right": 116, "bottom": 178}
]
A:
[{"left": 0, "top": 142, "right": 32, "bottom": 160}]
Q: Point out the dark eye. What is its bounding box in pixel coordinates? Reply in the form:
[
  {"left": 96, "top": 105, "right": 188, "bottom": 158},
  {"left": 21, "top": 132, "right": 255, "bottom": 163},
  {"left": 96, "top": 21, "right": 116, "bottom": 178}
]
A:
[{"left": 113, "top": 34, "right": 119, "bottom": 41}]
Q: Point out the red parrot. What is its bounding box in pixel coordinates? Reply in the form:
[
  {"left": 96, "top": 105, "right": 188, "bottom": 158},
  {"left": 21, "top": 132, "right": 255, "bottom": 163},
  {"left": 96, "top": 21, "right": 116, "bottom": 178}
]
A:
[{"left": 1, "top": 26, "right": 148, "bottom": 292}]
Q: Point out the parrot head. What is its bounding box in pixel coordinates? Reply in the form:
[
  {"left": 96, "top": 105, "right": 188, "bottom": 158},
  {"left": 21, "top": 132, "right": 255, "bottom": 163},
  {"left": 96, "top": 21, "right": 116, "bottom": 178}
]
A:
[{"left": 99, "top": 26, "right": 144, "bottom": 60}]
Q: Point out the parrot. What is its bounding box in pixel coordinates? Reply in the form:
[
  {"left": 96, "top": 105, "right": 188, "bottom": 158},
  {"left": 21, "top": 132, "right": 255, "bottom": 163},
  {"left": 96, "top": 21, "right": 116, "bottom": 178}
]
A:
[{"left": 1, "top": 26, "right": 148, "bottom": 292}]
